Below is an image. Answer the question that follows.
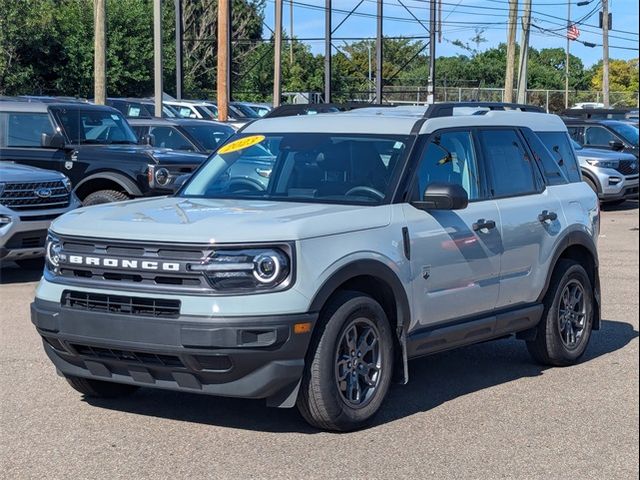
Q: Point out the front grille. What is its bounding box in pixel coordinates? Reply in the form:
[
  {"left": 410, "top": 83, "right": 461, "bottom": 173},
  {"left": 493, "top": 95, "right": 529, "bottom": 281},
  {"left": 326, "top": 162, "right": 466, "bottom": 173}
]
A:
[
  {"left": 0, "top": 180, "right": 70, "bottom": 210},
  {"left": 55, "top": 236, "right": 212, "bottom": 294},
  {"left": 62, "top": 290, "right": 181, "bottom": 318},
  {"left": 70, "top": 343, "right": 184, "bottom": 367},
  {"left": 616, "top": 160, "right": 639, "bottom": 176},
  {"left": 4, "top": 230, "right": 48, "bottom": 249}
]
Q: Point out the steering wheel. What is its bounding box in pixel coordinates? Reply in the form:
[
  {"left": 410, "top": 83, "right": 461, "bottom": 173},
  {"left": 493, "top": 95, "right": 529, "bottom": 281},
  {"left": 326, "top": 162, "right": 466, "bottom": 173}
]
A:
[
  {"left": 227, "top": 178, "right": 266, "bottom": 193},
  {"left": 344, "top": 186, "right": 385, "bottom": 201}
]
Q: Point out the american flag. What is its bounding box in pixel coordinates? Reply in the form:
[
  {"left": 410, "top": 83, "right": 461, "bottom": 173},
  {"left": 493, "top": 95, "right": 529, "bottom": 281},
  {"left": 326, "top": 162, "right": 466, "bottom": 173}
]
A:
[{"left": 567, "top": 24, "right": 580, "bottom": 41}]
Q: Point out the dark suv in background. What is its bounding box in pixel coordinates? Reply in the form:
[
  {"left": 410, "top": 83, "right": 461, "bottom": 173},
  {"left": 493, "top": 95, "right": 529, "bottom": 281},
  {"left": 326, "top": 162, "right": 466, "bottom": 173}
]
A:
[
  {"left": 0, "top": 100, "right": 208, "bottom": 205},
  {"left": 564, "top": 118, "right": 639, "bottom": 158}
]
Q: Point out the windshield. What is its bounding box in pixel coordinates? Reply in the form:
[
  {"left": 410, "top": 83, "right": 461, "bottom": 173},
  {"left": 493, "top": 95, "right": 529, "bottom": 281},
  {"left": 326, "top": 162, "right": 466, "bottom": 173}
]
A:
[
  {"left": 181, "top": 133, "right": 409, "bottom": 205},
  {"left": 52, "top": 107, "right": 138, "bottom": 145},
  {"left": 231, "top": 103, "right": 260, "bottom": 119},
  {"left": 608, "top": 122, "right": 639, "bottom": 146},
  {"left": 194, "top": 105, "right": 217, "bottom": 120},
  {"left": 182, "top": 124, "right": 235, "bottom": 152}
]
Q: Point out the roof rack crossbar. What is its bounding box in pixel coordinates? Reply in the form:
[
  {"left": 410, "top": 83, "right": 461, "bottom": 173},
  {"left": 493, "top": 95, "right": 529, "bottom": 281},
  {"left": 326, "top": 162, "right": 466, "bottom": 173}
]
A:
[{"left": 423, "top": 102, "right": 544, "bottom": 119}]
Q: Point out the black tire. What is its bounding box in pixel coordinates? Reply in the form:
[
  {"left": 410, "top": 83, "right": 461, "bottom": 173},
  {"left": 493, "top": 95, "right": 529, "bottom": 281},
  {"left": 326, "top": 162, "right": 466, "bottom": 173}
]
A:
[
  {"left": 583, "top": 177, "right": 599, "bottom": 196},
  {"left": 297, "top": 291, "right": 394, "bottom": 432},
  {"left": 82, "top": 189, "right": 130, "bottom": 206},
  {"left": 15, "top": 258, "right": 45, "bottom": 270},
  {"left": 65, "top": 375, "right": 139, "bottom": 398},
  {"left": 526, "top": 259, "right": 594, "bottom": 366}
]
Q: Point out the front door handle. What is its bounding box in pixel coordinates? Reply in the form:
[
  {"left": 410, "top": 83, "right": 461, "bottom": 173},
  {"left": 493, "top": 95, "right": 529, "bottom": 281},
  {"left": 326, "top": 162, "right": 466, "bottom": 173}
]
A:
[
  {"left": 473, "top": 219, "right": 496, "bottom": 232},
  {"left": 538, "top": 210, "right": 558, "bottom": 223}
]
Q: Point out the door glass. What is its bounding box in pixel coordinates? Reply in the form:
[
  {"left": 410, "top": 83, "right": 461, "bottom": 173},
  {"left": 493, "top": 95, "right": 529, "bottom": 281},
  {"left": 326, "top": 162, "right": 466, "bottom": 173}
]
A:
[
  {"left": 584, "top": 126, "right": 616, "bottom": 146},
  {"left": 534, "top": 131, "right": 582, "bottom": 183},
  {"left": 479, "top": 129, "right": 538, "bottom": 198},
  {"left": 566, "top": 127, "right": 581, "bottom": 143},
  {"left": 7, "top": 113, "right": 54, "bottom": 147},
  {"left": 149, "top": 126, "right": 194, "bottom": 151},
  {"left": 415, "top": 130, "right": 481, "bottom": 200}
]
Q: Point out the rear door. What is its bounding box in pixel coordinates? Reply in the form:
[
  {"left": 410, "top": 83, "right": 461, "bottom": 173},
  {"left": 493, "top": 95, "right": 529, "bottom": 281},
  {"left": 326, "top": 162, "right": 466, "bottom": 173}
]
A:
[
  {"left": 403, "top": 129, "right": 502, "bottom": 328},
  {"left": 0, "top": 111, "right": 65, "bottom": 173},
  {"left": 478, "top": 128, "right": 567, "bottom": 309}
]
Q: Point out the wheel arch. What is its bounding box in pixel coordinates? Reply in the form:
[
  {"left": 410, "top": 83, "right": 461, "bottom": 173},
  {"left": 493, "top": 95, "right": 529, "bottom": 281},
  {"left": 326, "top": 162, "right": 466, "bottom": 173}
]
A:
[
  {"left": 74, "top": 172, "right": 142, "bottom": 200},
  {"left": 539, "top": 230, "right": 601, "bottom": 330},
  {"left": 580, "top": 169, "right": 602, "bottom": 193},
  {"left": 309, "top": 259, "right": 412, "bottom": 384}
]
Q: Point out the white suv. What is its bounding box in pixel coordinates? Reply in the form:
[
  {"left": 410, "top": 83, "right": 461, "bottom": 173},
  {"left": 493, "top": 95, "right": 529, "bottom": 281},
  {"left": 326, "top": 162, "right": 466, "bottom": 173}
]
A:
[{"left": 32, "top": 103, "right": 601, "bottom": 431}]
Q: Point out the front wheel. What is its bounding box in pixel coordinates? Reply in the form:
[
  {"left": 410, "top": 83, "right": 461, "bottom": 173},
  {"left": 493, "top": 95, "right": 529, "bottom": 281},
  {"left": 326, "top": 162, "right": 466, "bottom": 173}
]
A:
[
  {"left": 526, "top": 259, "right": 594, "bottom": 366},
  {"left": 82, "top": 189, "right": 130, "bottom": 206},
  {"left": 297, "top": 291, "right": 394, "bottom": 431}
]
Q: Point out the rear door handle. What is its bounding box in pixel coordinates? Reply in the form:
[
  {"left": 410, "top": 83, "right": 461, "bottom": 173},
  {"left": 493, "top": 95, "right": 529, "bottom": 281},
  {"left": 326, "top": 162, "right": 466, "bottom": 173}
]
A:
[
  {"left": 473, "top": 219, "right": 496, "bottom": 232},
  {"left": 538, "top": 210, "right": 558, "bottom": 223}
]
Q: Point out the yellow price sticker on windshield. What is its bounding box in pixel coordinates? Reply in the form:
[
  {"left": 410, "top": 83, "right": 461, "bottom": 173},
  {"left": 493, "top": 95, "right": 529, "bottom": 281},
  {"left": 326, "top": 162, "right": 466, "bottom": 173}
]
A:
[{"left": 218, "top": 135, "right": 265, "bottom": 154}]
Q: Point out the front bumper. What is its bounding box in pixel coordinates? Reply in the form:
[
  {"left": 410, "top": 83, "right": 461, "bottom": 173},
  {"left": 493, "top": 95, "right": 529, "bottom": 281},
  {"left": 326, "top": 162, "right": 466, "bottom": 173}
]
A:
[
  {"left": 31, "top": 297, "right": 316, "bottom": 406},
  {"left": 588, "top": 167, "right": 639, "bottom": 201}
]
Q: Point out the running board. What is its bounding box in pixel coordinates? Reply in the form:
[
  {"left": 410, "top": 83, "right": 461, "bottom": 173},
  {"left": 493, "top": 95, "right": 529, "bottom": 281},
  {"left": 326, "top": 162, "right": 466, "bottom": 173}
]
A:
[{"left": 406, "top": 304, "right": 544, "bottom": 358}]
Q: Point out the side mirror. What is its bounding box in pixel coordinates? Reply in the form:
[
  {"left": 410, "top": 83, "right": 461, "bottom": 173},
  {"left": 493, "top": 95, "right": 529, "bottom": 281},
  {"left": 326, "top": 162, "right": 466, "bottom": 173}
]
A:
[
  {"left": 609, "top": 140, "right": 625, "bottom": 151},
  {"left": 140, "top": 133, "right": 155, "bottom": 146},
  {"left": 412, "top": 183, "right": 469, "bottom": 211},
  {"left": 41, "top": 132, "right": 66, "bottom": 149}
]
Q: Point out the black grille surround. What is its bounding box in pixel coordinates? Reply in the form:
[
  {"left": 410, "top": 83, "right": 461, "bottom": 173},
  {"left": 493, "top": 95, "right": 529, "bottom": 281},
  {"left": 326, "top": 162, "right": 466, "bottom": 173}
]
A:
[
  {"left": 616, "top": 160, "right": 639, "bottom": 176},
  {"left": 62, "top": 290, "right": 181, "bottom": 318},
  {"left": 0, "top": 180, "right": 70, "bottom": 210}
]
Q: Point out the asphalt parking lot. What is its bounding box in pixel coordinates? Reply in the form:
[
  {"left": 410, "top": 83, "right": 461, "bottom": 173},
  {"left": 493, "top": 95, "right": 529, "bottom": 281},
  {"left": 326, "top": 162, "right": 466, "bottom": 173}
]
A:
[{"left": 1, "top": 201, "right": 638, "bottom": 480}]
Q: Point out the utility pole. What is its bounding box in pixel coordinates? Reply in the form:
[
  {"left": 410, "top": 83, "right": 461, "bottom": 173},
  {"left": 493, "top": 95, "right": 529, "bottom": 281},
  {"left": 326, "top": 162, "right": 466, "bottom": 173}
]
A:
[
  {"left": 325, "top": 0, "right": 331, "bottom": 103},
  {"left": 375, "top": 0, "right": 383, "bottom": 104},
  {"left": 290, "top": 0, "right": 294, "bottom": 64},
  {"left": 516, "top": 0, "right": 531, "bottom": 104},
  {"left": 217, "top": 0, "right": 230, "bottom": 120},
  {"left": 504, "top": 0, "right": 518, "bottom": 103},
  {"left": 175, "top": 0, "right": 183, "bottom": 100},
  {"left": 153, "top": 0, "right": 163, "bottom": 117},
  {"left": 602, "top": 0, "right": 610, "bottom": 108},
  {"left": 93, "top": 0, "right": 106, "bottom": 105},
  {"left": 565, "top": 0, "right": 571, "bottom": 109},
  {"left": 428, "top": 0, "right": 436, "bottom": 103},
  {"left": 273, "top": 0, "right": 283, "bottom": 107}
]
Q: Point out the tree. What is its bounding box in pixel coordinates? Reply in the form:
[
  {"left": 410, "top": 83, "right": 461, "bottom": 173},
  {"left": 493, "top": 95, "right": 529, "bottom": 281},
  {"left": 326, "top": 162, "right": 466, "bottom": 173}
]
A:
[{"left": 590, "top": 58, "right": 639, "bottom": 92}]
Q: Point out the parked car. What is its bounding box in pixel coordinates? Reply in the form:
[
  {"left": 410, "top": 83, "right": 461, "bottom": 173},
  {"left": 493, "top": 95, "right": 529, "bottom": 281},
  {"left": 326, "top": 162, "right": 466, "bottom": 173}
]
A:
[
  {"left": 1, "top": 163, "right": 80, "bottom": 268},
  {"left": 166, "top": 100, "right": 247, "bottom": 129},
  {"left": 128, "top": 118, "right": 235, "bottom": 153},
  {"left": 564, "top": 118, "right": 639, "bottom": 158},
  {"left": 105, "top": 98, "right": 181, "bottom": 119},
  {"left": 236, "top": 102, "right": 272, "bottom": 117},
  {"left": 562, "top": 108, "right": 631, "bottom": 120},
  {"left": 32, "top": 103, "right": 601, "bottom": 431},
  {"left": 0, "top": 100, "right": 208, "bottom": 205},
  {"left": 571, "top": 139, "right": 638, "bottom": 204}
]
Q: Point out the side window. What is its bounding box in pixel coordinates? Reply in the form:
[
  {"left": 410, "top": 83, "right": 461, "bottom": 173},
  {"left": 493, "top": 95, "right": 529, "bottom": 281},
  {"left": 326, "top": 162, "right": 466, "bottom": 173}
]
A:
[
  {"left": 479, "top": 129, "right": 539, "bottom": 198},
  {"left": 533, "top": 131, "right": 582, "bottom": 183},
  {"left": 149, "top": 126, "right": 193, "bottom": 151},
  {"left": 584, "top": 126, "right": 616, "bottom": 146},
  {"left": 566, "top": 127, "right": 582, "bottom": 143},
  {"left": 131, "top": 126, "right": 146, "bottom": 138},
  {"left": 414, "top": 130, "right": 481, "bottom": 201},
  {"left": 6, "top": 113, "right": 54, "bottom": 147}
]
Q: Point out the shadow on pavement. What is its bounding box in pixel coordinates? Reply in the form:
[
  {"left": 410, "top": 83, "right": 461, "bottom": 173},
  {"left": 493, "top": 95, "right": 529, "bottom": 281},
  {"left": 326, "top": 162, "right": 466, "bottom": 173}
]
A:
[
  {"left": 84, "top": 319, "right": 638, "bottom": 433},
  {"left": 0, "top": 263, "right": 43, "bottom": 285},
  {"left": 601, "top": 199, "right": 639, "bottom": 212}
]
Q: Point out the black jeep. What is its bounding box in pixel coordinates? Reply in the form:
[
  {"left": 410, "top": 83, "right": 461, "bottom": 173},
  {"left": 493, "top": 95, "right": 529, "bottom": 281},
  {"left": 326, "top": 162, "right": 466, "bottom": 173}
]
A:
[{"left": 0, "top": 100, "right": 208, "bottom": 205}]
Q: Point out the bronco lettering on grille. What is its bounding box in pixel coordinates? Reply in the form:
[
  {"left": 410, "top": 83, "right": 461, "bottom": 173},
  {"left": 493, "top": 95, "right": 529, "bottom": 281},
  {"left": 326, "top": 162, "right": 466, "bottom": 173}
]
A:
[{"left": 67, "top": 255, "right": 180, "bottom": 271}]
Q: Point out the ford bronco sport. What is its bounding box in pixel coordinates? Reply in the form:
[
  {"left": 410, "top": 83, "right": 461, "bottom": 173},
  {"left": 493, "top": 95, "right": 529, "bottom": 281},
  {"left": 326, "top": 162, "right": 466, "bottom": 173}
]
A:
[{"left": 31, "top": 103, "right": 601, "bottom": 431}]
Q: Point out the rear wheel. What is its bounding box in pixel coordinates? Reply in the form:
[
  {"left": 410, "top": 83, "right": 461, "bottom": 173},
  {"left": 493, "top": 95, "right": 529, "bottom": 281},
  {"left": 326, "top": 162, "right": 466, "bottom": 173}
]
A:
[
  {"left": 65, "top": 375, "right": 139, "bottom": 398},
  {"left": 526, "top": 259, "right": 594, "bottom": 366},
  {"left": 82, "top": 189, "right": 130, "bottom": 206},
  {"left": 297, "top": 291, "right": 394, "bottom": 431}
]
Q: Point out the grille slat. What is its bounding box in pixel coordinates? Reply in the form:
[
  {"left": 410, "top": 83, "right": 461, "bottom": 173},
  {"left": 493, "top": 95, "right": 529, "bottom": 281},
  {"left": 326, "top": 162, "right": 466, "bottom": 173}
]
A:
[
  {"left": 0, "top": 180, "right": 70, "bottom": 210},
  {"left": 616, "top": 160, "right": 639, "bottom": 176},
  {"left": 62, "top": 290, "right": 181, "bottom": 318},
  {"left": 70, "top": 343, "right": 184, "bottom": 368}
]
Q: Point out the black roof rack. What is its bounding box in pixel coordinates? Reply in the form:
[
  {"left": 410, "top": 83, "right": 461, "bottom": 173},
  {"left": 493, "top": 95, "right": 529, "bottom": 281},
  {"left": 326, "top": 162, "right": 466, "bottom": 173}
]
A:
[
  {"left": 423, "top": 102, "right": 544, "bottom": 118},
  {"left": 561, "top": 108, "right": 631, "bottom": 119}
]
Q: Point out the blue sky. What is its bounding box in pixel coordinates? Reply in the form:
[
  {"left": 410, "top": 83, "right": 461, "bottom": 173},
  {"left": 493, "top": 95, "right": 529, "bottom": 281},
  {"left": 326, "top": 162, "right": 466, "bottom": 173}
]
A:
[{"left": 263, "top": 0, "right": 639, "bottom": 67}]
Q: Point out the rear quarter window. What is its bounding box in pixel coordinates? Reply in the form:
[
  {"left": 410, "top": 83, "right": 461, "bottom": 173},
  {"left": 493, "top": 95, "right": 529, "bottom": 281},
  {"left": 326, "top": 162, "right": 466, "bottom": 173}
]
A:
[{"left": 535, "top": 131, "right": 582, "bottom": 183}]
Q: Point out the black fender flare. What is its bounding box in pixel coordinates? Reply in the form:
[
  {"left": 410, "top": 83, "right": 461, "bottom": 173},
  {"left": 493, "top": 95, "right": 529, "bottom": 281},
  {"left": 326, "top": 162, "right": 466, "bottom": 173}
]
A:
[
  {"left": 309, "top": 259, "right": 412, "bottom": 383},
  {"left": 538, "top": 229, "right": 601, "bottom": 330},
  {"left": 580, "top": 169, "right": 602, "bottom": 193},
  {"left": 74, "top": 172, "right": 143, "bottom": 198}
]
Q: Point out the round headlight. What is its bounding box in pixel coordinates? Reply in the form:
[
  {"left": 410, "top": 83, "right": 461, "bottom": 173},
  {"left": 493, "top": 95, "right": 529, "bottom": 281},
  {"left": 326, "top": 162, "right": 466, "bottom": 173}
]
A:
[
  {"left": 46, "top": 236, "right": 63, "bottom": 268},
  {"left": 253, "top": 252, "right": 282, "bottom": 284},
  {"left": 154, "top": 168, "right": 170, "bottom": 186}
]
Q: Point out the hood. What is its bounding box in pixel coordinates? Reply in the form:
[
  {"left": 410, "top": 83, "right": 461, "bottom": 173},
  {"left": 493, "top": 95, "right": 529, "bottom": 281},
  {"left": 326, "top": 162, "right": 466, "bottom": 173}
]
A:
[
  {"left": 74, "top": 145, "right": 207, "bottom": 166},
  {"left": 575, "top": 147, "right": 637, "bottom": 162},
  {"left": 0, "top": 162, "right": 67, "bottom": 182},
  {"left": 51, "top": 196, "right": 391, "bottom": 243}
]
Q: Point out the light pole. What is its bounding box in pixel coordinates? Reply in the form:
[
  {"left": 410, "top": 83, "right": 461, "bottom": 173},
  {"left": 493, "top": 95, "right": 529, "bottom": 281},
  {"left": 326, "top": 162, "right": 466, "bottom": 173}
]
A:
[{"left": 367, "top": 41, "right": 372, "bottom": 102}]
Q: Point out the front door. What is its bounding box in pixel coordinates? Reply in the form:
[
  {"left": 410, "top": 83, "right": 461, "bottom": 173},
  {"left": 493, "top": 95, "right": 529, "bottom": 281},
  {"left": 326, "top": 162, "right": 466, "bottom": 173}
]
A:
[{"left": 403, "top": 129, "right": 502, "bottom": 330}]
